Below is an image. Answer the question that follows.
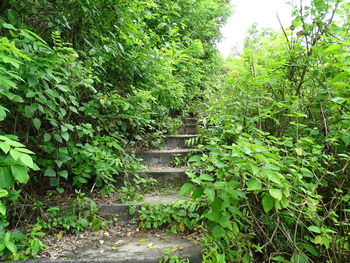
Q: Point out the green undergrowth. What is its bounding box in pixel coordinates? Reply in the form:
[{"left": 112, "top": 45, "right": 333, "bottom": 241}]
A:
[
  {"left": 0, "top": 0, "right": 230, "bottom": 260},
  {"left": 138, "top": 0, "right": 350, "bottom": 262}
]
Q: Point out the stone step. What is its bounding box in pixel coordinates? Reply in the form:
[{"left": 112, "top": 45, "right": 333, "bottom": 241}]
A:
[
  {"left": 136, "top": 149, "right": 191, "bottom": 167},
  {"left": 178, "top": 124, "right": 197, "bottom": 134},
  {"left": 98, "top": 194, "right": 184, "bottom": 221},
  {"left": 30, "top": 233, "right": 202, "bottom": 263},
  {"left": 183, "top": 117, "right": 200, "bottom": 125},
  {"left": 162, "top": 135, "right": 198, "bottom": 148},
  {"left": 138, "top": 167, "right": 187, "bottom": 184}
]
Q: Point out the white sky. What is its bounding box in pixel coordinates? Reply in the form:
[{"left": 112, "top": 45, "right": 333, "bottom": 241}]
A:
[{"left": 217, "top": 0, "right": 293, "bottom": 57}]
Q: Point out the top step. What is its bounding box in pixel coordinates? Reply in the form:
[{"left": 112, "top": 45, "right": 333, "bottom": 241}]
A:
[{"left": 183, "top": 117, "right": 201, "bottom": 126}]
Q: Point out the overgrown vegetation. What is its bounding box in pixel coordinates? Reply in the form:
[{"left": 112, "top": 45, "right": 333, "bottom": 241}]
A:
[
  {"left": 1, "top": 0, "right": 349, "bottom": 262},
  {"left": 175, "top": 0, "right": 350, "bottom": 261},
  {"left": 0, "top": 0, "right": 230, "bottom": 260}
]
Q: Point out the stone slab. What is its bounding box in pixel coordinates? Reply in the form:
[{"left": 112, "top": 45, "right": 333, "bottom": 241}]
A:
[
  {"left": 178, "top": 125, "right": 197, "bottom": 134},
  {"left": 138, "top": 167, "right": 187, "bottom": 183},
  {"left": 28, "top": 233, "right": 202, "bottom": 263},
  {"left": 98, "top": 194, "right": 184, "bottom": 220},
  {"left": 136, "top": 149, "right": 191, "bottom": 167},
  {"left": 163, "top": 135, "right": 198, "bottom": 148},
  {"left": 182, "top": 118, "right": 200, "bottom": 125}
]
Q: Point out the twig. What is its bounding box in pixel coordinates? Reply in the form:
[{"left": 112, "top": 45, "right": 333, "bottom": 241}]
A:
[{"left": 276, "top": 13, "right": 291, "bottom": 50}]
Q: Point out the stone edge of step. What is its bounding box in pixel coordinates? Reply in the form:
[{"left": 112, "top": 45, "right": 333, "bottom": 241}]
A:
[
  {"left": 164, "top": 134, "right": 197, "bottom": 138},
  {"left": 136, "top": 149, "right": 192, "bottom": 154},
  {"left": 138, "top": 167, "right": 187, "bottom": 173}
]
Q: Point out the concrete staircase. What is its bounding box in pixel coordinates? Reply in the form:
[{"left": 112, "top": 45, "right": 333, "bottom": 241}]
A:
[
  {"left": 135, "top": 118, "right": 199, "bottom": 184},
  {"left": 31, "top": 117, "right": 202, "bottom": 263}
]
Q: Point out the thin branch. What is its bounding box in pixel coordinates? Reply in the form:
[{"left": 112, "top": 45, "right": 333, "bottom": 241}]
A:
[{"left": 276, "top": 13, "right": 291, "bottom": 50}]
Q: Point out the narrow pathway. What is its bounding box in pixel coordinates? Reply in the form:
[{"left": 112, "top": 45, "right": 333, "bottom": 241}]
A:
[{"left": 31, "top": 117, "right": 203, "bottom": 262}]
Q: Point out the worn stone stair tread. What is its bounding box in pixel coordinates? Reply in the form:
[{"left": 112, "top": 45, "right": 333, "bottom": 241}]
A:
[
  {"left": 29, "top": 233, "right": 202, "bottom": 263},
  {"left": 136, "top": 149, "right": 191, "bottom": 167},
  {"left": 138, "top": 167, "right": 188, "bottom": 184},
  {"left": 98, "top": 194, "right": 186, "bottom": 220},
  {"left": 165, "top": 134, "right": 197, "bottom": 138},
  {"left": 142, "top": 194, "right": 185, "bottom": 204},
  {"left": 138, "top": 149, "right": 192, "bottom": 154},
  {"left": 162, "top": 135, "right": 198, "bottom": 148},
  {"left": 139, "top": 167, "right": 187, "bottom": 173}
]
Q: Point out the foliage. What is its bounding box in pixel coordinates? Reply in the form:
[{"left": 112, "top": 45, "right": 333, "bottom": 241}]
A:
[
  {"left": 35, "top": 191, "right": 107, "bottom": 234},
  {"left": 0, "top": 135, "right": 39, "bottom": 260},
  {"left": 174, "top": 0, "right": 350, "bottom": 262},
  {"left": 138, "top": 200, "right": 202, "bottom": 233},
  {"left": 0, "top": 0, "right": 230, "bottom": 260},
  {"left": 160, "top": 250, "right": 190, "bottom": 263}
]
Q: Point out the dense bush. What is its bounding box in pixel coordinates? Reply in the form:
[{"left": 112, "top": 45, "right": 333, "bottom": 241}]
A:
[
  {"left": 0, "top": 0, "right": 230, "bottom": 259},
  {"left": 179, "top": 0, "right": 350, "bottom": 261}
]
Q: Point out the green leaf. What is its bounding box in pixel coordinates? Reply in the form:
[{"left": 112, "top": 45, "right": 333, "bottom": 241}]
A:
[
  {"left": 44, "top": 168, "right": 56, "bottom": 177},
  {"left": 10, "top": 165, "right": 29, "bottom": 184},
  {"left": 262, "top": 194, "right": 274, "bottom": 213},
  {"left": 218, "top": 214, "right": 232, "bottom": 230},
  {"left": 0, "top": 137, "right": 25, "bottom": 147},
  {"left": 80, "top": 218, "right": 89, "bottom": 228},
  {"left": 299, "top": 242, "right": 319, "bottom": 256},
  {"left": 0, "top": 142, "right": 11, "bottom": 153},
  {"left": 6, "top": 241, "right": 17, "bottom": 254},
  {"left": 290, "top": 252, "right": 308, "bottom": 263},
  {"left": 247, "top": 178, "right": 262, "bottom": 191},
  {"left": 269, "top": 189, "right": 282, "bottom": 201},
  {"left": 61, "top": 131, "right": 69, "bottom": 141},
  {"left": 54, "top": 134, "right": 62, "bottom": 143},
  {"left": 16, "top": 147, "right": 34, "bottom": 154},
  {"left": 58, "top": 170, "right": 68, "bottom": 179},
  {"left": 212, "top": 225, "right": 225, "bottom": 239},
  {"left": 27, "top": 75, "right": 39, "bottom": 87},
  {"left": 0, "top": 189, "right": 9, "bottom": 198},
  {"left": 33, "top": 118, "right": 41, "bottom": 129},
  {"left": 1, "top": 55, "right": 21, "bottom": 68},
  {"left": 204, "top": 188, "right": 215, "bottom": 202},
  {"left": 188, "top": 155, "right": 202, "bottom": 162},
  {"left": 10, "top": 149, "right": 20, "bottom": 160},
  {"left": 24, "top": 104, "right": 38, "bottom": 118},
  {"left": 263, "top": 168, "right": 283, "bottom": 184},
  {"left": 0, "top": 105, "right": 8, "bottom": 121},
  {"left": 3, "top": 23, "right": 16, "bottom": 30},
  {"left": 0, "top": 202, "right": 6, "bottom": 215},
  {"left": 308, "top": 225, "right": 321, "bottom": 233},
  {"left": 0, "top": 167, "right": 14, "bottom": 188},
  {"left": 191, "top": 187, "right": 204, "bottom": 199},
  {"left": 19, "top": 153, "right": 34, "bottom": 168},
  {"left": 211, "top": 197, "right": 223, "bottom": 213},
  {"left": 199, "top": 173, "right": 214, "bottom": 181},
  {"left": 44, "top": 133, "right": 51, "bottom": 142},
  {"left": 179, "top": 183, "right": 194, "bottom": 197}
]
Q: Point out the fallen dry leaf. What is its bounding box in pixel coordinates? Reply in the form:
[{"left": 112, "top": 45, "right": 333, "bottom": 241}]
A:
[
  {"left": 56, "top": 231, "right": 64, "bottom": 239},
  {"left": 114, "top": 240, "right": 124, "bottom": 245},
  {"left": 146, "top": 242, "right": 157, "bottom": 249}
]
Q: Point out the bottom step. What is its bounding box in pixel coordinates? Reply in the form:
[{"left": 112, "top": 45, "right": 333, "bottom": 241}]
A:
[{"left": 29, "top": 233, "right": 202, "bottom": 263}]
